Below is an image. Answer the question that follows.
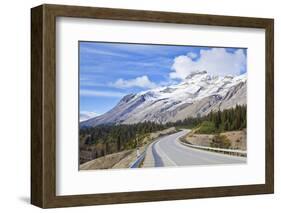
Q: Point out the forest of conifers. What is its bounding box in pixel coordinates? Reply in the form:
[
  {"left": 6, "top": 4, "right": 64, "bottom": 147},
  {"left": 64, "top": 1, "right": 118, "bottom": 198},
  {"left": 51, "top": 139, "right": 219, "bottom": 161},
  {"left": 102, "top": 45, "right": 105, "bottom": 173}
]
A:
[{"left": 79, "top": 105, "right": 246, "bottom": 163}]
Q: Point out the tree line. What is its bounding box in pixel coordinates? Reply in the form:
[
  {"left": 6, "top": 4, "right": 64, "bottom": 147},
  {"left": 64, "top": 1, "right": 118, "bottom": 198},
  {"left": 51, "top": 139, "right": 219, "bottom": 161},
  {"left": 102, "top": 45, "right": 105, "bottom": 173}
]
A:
[
  {"left": 79, "top": 122, "right": 169, "bottom": 163},
  {"left": 202, "top": 104, "right": 246, "bottom": 133},
  {"left": 79, "top": 105, "right": 246, "bottom": 163}
]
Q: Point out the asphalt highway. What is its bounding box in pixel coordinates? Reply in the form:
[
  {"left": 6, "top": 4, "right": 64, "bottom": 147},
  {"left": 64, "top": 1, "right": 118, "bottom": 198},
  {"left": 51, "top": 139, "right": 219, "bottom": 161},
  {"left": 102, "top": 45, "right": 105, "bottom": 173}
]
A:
[{"left": 143, "top": 130, "right": 246, "bottom": 167}]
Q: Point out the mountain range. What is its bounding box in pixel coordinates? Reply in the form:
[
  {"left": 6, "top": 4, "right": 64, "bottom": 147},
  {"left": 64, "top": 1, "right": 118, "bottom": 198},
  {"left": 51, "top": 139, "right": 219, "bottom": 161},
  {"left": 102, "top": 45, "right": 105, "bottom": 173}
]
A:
[{"left": 81, "top": 70, "right": 246, "bottom": 127}]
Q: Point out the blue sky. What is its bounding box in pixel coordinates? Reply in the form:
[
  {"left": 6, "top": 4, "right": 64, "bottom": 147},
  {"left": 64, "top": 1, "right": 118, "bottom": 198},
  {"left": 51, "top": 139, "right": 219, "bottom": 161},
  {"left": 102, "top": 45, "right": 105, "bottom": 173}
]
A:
[{"left": 79, "top": 41, "right": 247, "bottom": 118}]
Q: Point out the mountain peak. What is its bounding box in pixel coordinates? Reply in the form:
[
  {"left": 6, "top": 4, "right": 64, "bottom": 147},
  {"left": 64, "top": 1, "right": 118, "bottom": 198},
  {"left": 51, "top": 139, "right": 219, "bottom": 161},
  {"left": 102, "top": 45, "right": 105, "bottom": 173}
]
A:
[
  {"left": 185, "top": 70, "right": 208, "bottom": 80},
  {"left": 81, "top": 71, "right": 247, "bottom": 127},
  {"left": 119, "top": 93, "right": 136, "bottom": 104}
]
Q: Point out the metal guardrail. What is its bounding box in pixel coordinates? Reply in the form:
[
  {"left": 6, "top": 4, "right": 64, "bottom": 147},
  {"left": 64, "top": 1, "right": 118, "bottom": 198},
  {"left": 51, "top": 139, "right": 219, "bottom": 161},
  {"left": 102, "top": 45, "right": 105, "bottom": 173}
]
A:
[
  {"left": 129, "top": 137, "right": 163, "bottom": 168},
  {"left": 129, "top": 151, "right": 146, "bottom": 168},
  {"left": 179, "top": 140, "right": 247, "bottom": 157}
]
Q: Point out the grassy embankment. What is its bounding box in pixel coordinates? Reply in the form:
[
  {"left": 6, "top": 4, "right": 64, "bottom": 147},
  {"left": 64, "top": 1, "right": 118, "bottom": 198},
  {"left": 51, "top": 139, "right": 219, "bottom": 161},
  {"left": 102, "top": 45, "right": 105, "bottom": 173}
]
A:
[
  {"left": 80, "top": 105, "right": 247, "bottom": 169},
  {"left": 180, "top": 120, "right": 247, "bottom": 154},
  {"left": 180, "top": 105, "right": 247, "bottom": 157},
  {"left": 80, "top": 127, "right": 177, "bottom": 170}
]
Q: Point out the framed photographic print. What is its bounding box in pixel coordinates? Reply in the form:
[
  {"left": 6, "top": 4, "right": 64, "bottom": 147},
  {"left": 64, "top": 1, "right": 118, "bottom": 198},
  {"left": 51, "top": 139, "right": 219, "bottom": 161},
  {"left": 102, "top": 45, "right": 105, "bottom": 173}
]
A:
[{"left": 31, "top": 4, "right": 274, "bottom": 208}]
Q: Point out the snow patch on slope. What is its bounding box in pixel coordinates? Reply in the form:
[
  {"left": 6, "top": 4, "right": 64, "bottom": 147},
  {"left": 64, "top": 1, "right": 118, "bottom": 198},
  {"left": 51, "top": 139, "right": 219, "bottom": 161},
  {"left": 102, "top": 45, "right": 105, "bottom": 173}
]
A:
[{"left": 81, "top": 71, "right": 247, "bottom": 127}]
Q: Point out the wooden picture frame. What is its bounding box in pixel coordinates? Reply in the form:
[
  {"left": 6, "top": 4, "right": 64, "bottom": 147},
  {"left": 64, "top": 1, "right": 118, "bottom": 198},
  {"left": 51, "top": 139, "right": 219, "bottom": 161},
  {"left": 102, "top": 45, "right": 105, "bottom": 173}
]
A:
[{"left": 31, "top": 4, "right": 274, "bottom": 208}]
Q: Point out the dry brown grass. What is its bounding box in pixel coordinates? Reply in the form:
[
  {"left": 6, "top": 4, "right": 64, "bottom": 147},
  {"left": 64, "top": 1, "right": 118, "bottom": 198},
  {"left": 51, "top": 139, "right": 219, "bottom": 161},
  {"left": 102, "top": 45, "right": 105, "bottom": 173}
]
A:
[
  {"left": 184, "top": 129, "right": 246, "bottom": 150},
  {"left": 79, "top": 150, "right": 133, "bottom": 170},
  {"left": 80, "top": 127, "right": 177, "bottom": 170}
]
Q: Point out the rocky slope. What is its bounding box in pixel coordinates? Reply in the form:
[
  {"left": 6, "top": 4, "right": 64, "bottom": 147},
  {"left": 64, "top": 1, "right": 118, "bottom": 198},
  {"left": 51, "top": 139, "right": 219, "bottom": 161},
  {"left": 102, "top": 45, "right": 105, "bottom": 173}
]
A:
[{"left": 81, "top": 71, "right": 247, "bottom": 127}]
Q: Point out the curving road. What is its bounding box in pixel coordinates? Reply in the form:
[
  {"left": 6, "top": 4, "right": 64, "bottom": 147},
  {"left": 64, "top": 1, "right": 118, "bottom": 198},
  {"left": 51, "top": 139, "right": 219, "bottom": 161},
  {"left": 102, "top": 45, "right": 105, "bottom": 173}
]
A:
[{"left": 142, "top": 130, "right": 246, "bottom": 167}]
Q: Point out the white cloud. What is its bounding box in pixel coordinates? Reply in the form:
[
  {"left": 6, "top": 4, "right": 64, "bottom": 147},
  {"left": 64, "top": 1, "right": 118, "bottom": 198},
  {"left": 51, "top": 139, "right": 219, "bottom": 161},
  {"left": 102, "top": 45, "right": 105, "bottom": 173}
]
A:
[
  {"left": 80, "top": 111, "right": 99, "bottom": 122},
  {"left": 80, "top": 89, "right": 126, "bottom": 97},
  {"left": 112, "top": 75, "right": 157, "bottom": 89},
  {"left": 169, "top": 48, "right": 246, "bottom": 80},
  {"left": 187, "top": 52, "right": 197, "bottom": 59}
]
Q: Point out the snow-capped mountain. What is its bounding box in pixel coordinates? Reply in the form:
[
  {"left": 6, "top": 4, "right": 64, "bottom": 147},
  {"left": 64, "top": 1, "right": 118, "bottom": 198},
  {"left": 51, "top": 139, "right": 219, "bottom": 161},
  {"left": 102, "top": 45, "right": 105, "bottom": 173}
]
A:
[
  {"left": 80, "top": 111, "right": 99, "bottom": 122},
  {"left": 81, "top": 71, "right": 247, "bottom": 127}
]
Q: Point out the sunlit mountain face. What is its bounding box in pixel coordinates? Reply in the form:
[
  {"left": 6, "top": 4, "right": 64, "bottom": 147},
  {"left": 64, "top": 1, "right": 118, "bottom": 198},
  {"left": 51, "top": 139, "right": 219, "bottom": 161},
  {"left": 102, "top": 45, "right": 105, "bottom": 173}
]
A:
[{"left": 81, "top": 70, "right": 246, "bottom": 127}]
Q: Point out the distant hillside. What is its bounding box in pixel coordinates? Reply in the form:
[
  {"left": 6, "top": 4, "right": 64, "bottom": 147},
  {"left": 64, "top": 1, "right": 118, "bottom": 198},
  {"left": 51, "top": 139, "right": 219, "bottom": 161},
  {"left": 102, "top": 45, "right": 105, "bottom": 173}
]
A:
[{"left": 81, "top": 70, "right": 246, "bottom": 127}]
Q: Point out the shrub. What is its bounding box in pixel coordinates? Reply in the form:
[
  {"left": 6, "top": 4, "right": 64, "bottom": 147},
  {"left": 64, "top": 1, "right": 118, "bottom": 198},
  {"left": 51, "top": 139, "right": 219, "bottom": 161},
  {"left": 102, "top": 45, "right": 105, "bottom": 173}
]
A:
[
  {"left": 211, "top": 134, "right": 231, "bottom": 149},
  {"left": 195, "top": 121, "right": 216, "bottom": 134}
]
